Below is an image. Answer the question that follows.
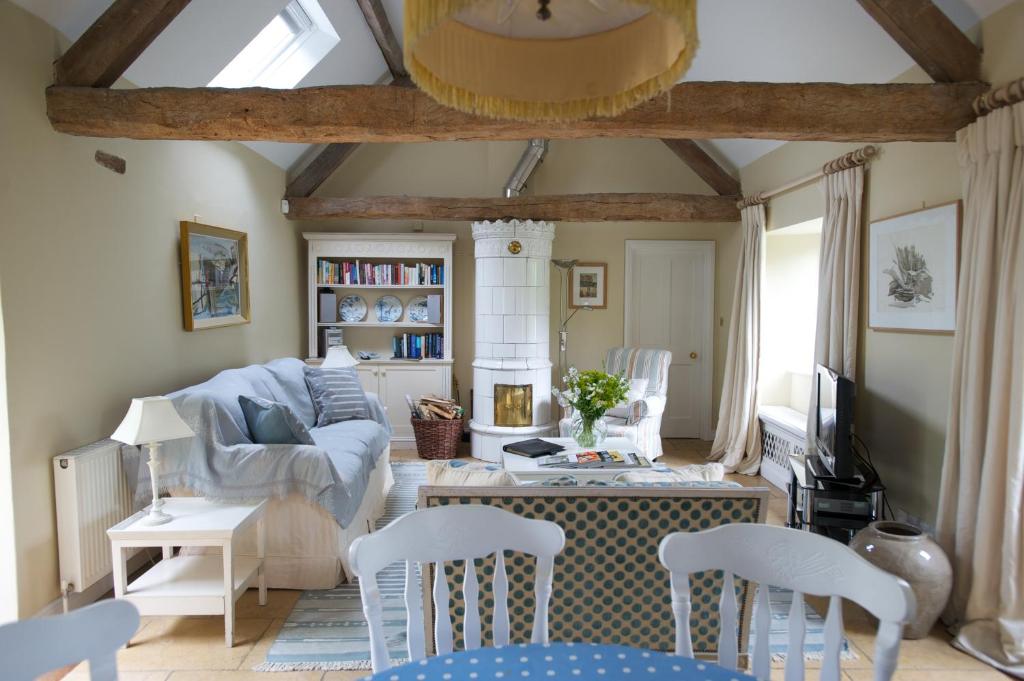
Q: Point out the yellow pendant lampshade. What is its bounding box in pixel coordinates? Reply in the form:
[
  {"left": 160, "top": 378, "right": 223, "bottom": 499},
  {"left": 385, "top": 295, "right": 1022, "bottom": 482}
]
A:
[{"left": 405, "top": 0, "right": 698, "bottom": 121}]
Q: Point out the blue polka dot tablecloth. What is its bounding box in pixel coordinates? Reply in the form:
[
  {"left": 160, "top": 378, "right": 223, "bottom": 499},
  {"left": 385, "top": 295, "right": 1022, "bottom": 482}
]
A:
[{"left": 366, "top": 642, "right": 750, "bottom": 681}]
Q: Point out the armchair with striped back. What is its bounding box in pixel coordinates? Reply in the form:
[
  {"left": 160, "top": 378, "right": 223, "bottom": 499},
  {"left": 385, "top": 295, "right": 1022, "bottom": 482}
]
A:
[{"left": 559, "top": 347, "right": 672, "bottom": 458}]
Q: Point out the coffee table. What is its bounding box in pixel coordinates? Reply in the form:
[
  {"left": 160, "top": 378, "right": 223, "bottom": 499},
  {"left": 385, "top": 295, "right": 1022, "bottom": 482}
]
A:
[{"left": 501, "top": 436, "right": 646, "bottom": 484}]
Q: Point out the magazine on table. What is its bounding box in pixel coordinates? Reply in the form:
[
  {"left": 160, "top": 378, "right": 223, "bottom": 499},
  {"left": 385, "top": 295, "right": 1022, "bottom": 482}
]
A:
[{"left": 537, "top": 449, "right": 652, "bottom": 469}]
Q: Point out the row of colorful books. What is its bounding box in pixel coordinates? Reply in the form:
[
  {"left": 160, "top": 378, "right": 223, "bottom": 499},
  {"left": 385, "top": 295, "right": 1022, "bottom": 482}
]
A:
[
  {"left": 392, "top": 333, "right": 444, "bottom": 360},
  {"left": 317, "top": 260, "right": 444, "bottom": 286}
]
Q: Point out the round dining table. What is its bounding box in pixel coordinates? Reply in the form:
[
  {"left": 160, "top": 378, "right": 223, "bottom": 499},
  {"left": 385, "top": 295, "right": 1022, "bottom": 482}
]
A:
[{"left": 365, "top": 642, "right": 747, "bottom": 681}]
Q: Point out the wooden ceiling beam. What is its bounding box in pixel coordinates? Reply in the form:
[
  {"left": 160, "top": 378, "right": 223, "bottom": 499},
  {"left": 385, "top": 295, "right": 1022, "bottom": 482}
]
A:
[
  {"left": 46, "top": 81, "right": 986, "bottom": 144},
  {"left": 285, "top": 143, "right": 360, "bottom": 198},
  {"left": 283, "top": 193, "right": 741, "bottom": 222},
  {"left": 355, "top": 0, "right": 408, "bottom": 81},
  {"left": 54, "top": 0, "right": 192, "bottom": 87},
  {"left": 660, "top": 139, "right": 741, "bottom": 196},
  {"left": 284, "top": 0, "right": 410, "bottom": 199},
  {"left": 856, "top": 0, "right": 981, "bottom": 83}
]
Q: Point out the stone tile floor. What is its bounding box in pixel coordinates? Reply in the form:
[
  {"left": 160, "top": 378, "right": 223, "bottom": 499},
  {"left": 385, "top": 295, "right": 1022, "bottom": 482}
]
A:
[{"left": 57, "top": 439, "right": 1008, "bottom": 680}]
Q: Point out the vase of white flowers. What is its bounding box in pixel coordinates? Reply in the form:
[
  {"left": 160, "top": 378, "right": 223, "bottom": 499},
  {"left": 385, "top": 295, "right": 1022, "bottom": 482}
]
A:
[{"left": 552, "top": 367, "right": 630, "bottom": 448}]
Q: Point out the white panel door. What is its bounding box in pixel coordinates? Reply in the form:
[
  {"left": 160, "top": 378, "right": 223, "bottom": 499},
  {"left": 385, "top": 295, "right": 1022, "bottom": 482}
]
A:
[
  {"left": 625, "top": 241, "right": 714, "bottom": 439},
  {"left": 381, "top": 365, "right": 446, "bottom": 440}
]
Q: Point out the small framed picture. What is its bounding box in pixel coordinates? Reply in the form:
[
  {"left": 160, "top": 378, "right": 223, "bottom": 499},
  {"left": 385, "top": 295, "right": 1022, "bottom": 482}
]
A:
[
  {"left": 868, "top": 201, "right": 960, "bottom": 333},
  {"left": 569, "top": 262, "right": 607, "bottom": 309},
  {"left": 180, "top": 221, "right": 251, "bottom": 331}
]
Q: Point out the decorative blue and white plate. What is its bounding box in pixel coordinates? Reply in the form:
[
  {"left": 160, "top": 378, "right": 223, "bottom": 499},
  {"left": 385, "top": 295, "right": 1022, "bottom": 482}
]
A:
[
  {"left": 407, "top": 296, "right": 429, "bottom": 322},
  {"left": 374, "top": 295, "right": 403, "bottom": 323},
  {"left": 338, "top": 295, "right": 366, "bottom": 322}
]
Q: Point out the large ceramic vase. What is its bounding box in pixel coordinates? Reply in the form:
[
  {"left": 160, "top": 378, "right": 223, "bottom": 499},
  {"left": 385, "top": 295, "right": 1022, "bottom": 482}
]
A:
[{"left": 849, "top": 521, "right": 952, "bottom": 639}]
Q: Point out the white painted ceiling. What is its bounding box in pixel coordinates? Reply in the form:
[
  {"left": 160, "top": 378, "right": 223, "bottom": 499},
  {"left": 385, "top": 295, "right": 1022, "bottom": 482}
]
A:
[{"left": 13, "top": 0, "right": 1013, "bottom": 177}]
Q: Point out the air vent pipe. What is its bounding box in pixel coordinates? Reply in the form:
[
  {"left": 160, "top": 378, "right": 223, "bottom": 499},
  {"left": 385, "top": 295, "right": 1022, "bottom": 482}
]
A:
[{"left": 503, "top": 139, "right": 549, "bottom": 197}]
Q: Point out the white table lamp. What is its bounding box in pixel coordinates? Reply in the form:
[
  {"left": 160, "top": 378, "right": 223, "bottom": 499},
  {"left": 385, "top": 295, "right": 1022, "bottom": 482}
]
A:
[
  {"left": 322, "top": 345, "right": 359, "bottom": 369},
  {"left": 112, "top": 396, "right": 194, "bottom": 525}
]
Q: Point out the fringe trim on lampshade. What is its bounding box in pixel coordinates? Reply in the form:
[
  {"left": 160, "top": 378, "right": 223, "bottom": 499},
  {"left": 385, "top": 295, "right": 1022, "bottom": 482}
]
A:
[{"left": 404, "top": 0, "right": 699, "bottom": 121}]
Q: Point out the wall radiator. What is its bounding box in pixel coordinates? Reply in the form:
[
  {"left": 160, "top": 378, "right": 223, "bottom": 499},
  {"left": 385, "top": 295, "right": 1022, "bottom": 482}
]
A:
[
  {"left": 758, "top": 405, "right": 808, "bottom": 492},
  {"left": 53, "top": 439, "right": 138, "bottom": 601}
]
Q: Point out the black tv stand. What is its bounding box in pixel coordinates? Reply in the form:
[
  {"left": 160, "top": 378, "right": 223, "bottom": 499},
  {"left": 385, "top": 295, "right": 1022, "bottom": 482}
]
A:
[
  {"left": 807, "top": 456, "right": 863, "bottom": 490},
  {"left": 787, "top": 455, "right": 885, "bottom": 544}
]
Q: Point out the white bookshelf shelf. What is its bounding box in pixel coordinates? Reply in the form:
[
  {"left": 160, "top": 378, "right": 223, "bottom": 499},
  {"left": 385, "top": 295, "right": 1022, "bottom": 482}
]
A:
[
  {"left": 315, "top": 284, "right": 444, "bottom": 289},
  {"left": 316, "top": 322, "right": 444, "bottom": 328},
  {"left": 304, "top": 232, "right": 457, "bottom": 444}
]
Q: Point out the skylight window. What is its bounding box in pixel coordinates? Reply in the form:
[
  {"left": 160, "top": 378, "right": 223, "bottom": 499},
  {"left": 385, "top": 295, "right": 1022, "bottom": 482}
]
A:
[{"left": 209, "top": 0, "right": 338, "bottom": 89}]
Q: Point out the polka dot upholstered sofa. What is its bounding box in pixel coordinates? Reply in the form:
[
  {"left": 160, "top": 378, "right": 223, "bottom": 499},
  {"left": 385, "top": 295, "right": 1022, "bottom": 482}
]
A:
[{"left": 418, "top": 484, "right": 770, "bottom": 662}]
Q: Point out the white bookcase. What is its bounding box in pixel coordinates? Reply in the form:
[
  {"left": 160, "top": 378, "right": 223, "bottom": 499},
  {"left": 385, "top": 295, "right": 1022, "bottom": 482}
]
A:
[{"left": 304, "top": 233, "right": 456, "bottom": 443}]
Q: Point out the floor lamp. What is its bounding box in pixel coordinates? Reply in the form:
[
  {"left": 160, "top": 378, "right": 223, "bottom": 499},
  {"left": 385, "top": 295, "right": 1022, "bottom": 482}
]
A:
[{"left": 551, "top": 259, "right": 593, "bottom": 387}]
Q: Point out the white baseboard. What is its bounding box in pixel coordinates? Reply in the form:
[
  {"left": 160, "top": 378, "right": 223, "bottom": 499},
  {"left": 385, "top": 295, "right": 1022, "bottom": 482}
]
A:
[{"left": 34, "top": 549, "right": 158, "bottom": 618}]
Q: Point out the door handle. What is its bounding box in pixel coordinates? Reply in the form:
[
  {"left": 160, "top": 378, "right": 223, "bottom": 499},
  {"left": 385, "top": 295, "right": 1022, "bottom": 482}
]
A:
[{"left": 690, "top": 352, "right": 698, "bottom": 359}]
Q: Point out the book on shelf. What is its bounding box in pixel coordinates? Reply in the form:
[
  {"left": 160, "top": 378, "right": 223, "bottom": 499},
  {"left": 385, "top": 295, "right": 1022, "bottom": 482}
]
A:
[
  {"left": 317, "top": 259, "right": 444, "bottom": 286},
  {"left": 537, "top": 450, "right": 652, "bottom": 469},
  {"left": 392, "top": 332, "right": 444, "bottom": 360}
]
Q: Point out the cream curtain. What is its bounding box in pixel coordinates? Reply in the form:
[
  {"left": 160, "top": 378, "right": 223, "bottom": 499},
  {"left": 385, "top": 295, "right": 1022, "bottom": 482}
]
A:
[
  {"left": 806, "top": 165, "right": 864, "bottom": 440},
  {"left": 709, "top": 203, "right": 764, "bottom": 475},
  {"left": 936, "top": 101, "right": 1024, "bottom": 677}
]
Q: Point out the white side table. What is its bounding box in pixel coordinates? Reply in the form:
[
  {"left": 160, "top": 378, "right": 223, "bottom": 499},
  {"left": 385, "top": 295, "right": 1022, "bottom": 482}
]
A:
[
  {"left": 107, "top": 497, "right": 267, "bottom": 647},
  {"left": 501, "top": 436, "right": 645, "bottom": 484}
]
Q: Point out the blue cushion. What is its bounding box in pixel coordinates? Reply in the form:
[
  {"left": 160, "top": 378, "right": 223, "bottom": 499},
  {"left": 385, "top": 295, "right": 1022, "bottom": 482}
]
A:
[
  {"left": 303, "top": 366, "right": 370, "bottom": 427},
  {"left": 238, "top": 395, "right": 315, "bottom": 445}
]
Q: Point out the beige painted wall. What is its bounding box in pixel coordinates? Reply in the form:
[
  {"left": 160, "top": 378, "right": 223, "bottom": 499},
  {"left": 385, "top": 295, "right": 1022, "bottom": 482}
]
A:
[
  {"left": 0, "top": 0, "right": 305, "bottom": 616},
  {"left": 299, "top": 138, "right": 741, "bottom": 429},
  {"left": 740, "top": 0, "right": 1024, "bottom": 523},
  {"left": 0, "top": 281, "right": 17, "bottom": 623}
]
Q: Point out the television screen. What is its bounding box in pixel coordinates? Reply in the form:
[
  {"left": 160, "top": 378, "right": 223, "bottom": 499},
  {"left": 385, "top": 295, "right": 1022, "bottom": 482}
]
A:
[
  {"left": 815, "top": 364, "right": 855, "bottom": 478},
  {"left": 817, "top": 368, "right": 838, "bottom": 456}
]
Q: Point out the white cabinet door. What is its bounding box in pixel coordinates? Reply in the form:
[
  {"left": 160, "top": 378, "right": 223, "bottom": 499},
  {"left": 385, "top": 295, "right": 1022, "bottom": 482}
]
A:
[
  {"left": 356, "top": 366, "right": 380, "bottom": 395},
  {"left": 625, "top": 241, "right": 715, "bottom": 440},
  {"left": 381, "top": 365, "right": 445, "bottom": 439}
]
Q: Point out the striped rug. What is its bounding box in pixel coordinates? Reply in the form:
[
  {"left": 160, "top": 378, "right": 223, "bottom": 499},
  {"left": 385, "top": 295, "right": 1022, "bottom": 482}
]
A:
[
  {"left": 256, "top": 462, "right": 852, "bottom": 671},
  {"left": 757, "top": 587, "right": 855, "bottom": 662},
  {"left": 255, "top": 462, "right": 425, "bottom": 672}
]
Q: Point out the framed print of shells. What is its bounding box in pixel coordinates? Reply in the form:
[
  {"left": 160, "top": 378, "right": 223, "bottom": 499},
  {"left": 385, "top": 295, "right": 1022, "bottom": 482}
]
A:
[{"left": 868, "top": 201, "right": 960, "bottom": 333}]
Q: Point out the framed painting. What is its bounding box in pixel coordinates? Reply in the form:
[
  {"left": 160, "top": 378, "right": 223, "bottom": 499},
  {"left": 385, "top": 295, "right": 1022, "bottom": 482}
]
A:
[
  {"left": 868, "top": 201, "right": 960, "bottom": 333},
  {"left": 569, "top": 262, "right": 607, "bottom": 309},
  {"left": 180, "top": 221, "right": 251, "bottom": 331}
]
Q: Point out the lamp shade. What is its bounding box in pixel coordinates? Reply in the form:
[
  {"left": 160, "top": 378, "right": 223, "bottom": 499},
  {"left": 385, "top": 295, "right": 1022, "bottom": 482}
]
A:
[
  {"left": 322, "top": 345, "right": 359, "bottom": 369},
  {"left": 405, "top": 0, "right": 698, "bottom": 121},
  {"left": 111, "top": 397, "right": 194, "bottom": 446}
]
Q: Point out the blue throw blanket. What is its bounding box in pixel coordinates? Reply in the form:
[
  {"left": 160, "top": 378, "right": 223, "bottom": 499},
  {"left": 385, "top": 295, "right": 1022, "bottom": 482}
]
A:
[{"left": 124, "top": 358, "right": 391, "bottom": 528}]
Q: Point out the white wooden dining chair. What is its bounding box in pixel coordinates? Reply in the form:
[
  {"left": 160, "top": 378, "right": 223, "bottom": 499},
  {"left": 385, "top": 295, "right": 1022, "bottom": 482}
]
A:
[
  {"left": 348, "top": 504, "right": 566, "bottom": 672},
  {"left": 659, "top": 524, "right": 914, "bottom": 681},
  {"left": 0, "top": 599, "right": 140, "bottom": 681}
]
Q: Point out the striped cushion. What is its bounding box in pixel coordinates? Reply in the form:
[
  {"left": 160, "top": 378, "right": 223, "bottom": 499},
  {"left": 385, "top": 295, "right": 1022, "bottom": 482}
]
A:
[
  {"left": 604, "top": 347, "right": 672, "bottom": 397},
  {"left": 303, "top": 366, "right": 370, "bottom": 427}
]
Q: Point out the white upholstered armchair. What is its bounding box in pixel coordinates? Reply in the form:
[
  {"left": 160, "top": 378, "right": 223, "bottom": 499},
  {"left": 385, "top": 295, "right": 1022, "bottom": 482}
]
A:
[{"left": 558, "top": 347, "right": 672, "bottom": 459}]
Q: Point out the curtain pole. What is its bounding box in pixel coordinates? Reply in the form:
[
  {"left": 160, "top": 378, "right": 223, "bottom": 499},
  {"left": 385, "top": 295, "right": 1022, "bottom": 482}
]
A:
[
  {"left": 973, "top": 76, "right": 1024, "bottom": 116},
  {"left": 737, "top": 145, "right": 879, "bottom": 209}
]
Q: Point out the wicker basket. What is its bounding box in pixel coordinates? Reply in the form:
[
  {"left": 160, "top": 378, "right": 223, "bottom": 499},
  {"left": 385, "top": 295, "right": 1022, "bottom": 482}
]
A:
[{"left": 411, "top": 416, "right": 463, "bottom": 460}]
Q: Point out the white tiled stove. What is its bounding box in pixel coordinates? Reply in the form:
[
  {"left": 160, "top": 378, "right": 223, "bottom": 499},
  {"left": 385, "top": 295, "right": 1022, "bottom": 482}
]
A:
[{"left": 470, "top": 220, "right": 557, "bottom": 462}]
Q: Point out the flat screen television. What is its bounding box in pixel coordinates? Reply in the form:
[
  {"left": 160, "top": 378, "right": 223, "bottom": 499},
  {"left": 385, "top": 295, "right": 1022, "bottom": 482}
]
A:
[{"left": 815, "top": 364, "right": 856, "bottom": 479}]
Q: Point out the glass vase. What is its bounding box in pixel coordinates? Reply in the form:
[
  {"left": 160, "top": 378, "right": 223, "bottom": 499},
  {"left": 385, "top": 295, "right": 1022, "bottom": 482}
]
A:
[{"left": 570, "top": 412, "right": 607, "bottom": 449}]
